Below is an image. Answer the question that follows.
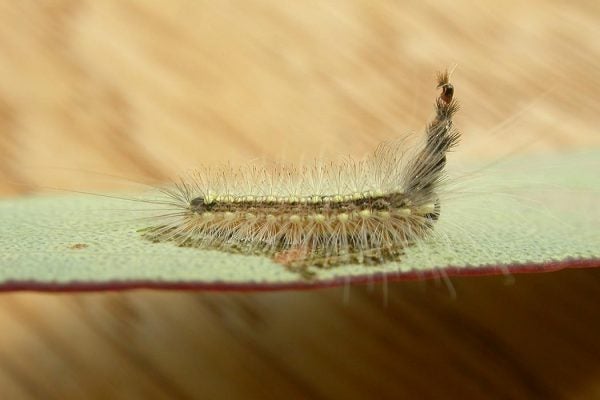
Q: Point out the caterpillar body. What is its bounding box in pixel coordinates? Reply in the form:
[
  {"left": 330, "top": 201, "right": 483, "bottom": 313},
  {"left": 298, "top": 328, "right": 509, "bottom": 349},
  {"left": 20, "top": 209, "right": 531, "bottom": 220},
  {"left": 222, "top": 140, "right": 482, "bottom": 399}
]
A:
[{"left": 144, "top": 71, "right": 459, "bottom": 276}]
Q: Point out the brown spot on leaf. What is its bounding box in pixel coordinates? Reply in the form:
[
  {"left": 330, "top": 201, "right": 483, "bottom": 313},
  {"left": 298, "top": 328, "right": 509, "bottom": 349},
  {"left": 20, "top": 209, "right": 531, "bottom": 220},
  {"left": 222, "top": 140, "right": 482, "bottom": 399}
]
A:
[{"left": 69, "top": 243, "right": 89, "bottom": 250}]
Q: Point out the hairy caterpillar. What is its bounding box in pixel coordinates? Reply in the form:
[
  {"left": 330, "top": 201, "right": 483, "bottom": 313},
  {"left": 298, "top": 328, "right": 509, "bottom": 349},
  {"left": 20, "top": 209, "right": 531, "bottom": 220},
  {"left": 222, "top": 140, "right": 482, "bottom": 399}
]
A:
[{"left": 142, "top": 71, "right": 459, "bottom": 277}]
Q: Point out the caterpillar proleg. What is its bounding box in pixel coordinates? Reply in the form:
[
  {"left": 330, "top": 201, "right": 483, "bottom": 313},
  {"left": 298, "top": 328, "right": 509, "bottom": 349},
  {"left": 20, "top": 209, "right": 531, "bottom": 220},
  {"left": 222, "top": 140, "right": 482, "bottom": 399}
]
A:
[{"left": 142, "top": 71, "right": 460, "bottom": 277}]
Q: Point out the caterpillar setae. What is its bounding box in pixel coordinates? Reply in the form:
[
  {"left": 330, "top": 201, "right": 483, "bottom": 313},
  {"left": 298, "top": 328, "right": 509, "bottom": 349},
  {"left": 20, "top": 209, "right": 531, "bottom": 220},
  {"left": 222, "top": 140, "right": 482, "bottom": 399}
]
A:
[{"left": 142, "top": 71, "right": 459, "bottom": 277}]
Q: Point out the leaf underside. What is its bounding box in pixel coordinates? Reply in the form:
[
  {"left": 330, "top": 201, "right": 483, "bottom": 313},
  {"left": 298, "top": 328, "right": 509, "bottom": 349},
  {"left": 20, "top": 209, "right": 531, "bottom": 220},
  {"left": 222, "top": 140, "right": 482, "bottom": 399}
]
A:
[{"left": 1, "top": 151, "right": 599, "bottom": 292}]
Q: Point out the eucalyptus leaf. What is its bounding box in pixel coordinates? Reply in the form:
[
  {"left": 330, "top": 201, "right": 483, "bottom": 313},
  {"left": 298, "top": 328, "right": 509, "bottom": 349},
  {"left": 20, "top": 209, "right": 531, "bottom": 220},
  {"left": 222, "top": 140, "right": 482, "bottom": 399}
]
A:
[{"left": 1, "top": 151, "right": 599, "bottom": 291}]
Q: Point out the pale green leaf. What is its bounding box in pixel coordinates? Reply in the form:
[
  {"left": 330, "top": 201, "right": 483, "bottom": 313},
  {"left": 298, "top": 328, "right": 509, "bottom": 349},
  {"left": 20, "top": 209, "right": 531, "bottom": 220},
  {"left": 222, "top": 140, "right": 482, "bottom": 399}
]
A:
[{"left": 1, "top": 151, "right": 599, "bottom": 291}]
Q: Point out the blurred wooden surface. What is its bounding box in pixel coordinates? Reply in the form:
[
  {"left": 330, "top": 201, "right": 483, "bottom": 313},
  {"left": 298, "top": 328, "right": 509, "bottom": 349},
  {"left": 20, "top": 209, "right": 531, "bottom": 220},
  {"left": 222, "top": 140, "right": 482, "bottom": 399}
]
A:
[{"left": 1, "top": 1, "right": 600, "bottom": 398}]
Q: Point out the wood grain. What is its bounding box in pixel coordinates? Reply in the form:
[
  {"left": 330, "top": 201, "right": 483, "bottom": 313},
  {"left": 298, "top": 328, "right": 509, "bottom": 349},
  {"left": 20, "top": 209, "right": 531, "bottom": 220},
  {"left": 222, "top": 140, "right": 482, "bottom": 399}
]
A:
[{"left": 0, "top": 1, "right": 599, "bottom": 398}]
